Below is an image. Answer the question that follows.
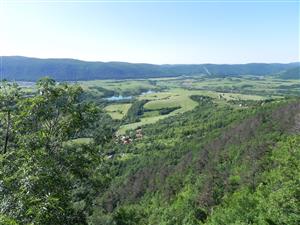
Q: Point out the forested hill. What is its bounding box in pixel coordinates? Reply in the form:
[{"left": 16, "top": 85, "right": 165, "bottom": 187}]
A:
[
  {"left": 1, "top": 56, "right": 299, "bottom": 81},
  {"left": 277, "top": 66, "right": 300, "bottom": 79},
  {"left": 88, "top": 97, "right": 300, "bottom": 224}
]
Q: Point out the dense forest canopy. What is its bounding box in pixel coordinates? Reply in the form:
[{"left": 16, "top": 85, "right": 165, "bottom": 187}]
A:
[
  {"left": 0, "top": 77, "right": 299, "bottom": 225},
  {"left": 1, "top": 56, "right": 299, "bottom": 81}
]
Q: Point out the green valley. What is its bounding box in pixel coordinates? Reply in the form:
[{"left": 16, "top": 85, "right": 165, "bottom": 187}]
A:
[{"left": 80, "top": 75, "right": 296, "bottom": 134}]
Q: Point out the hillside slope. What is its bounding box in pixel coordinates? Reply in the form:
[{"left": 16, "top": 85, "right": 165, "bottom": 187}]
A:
[
  {"left": 89, "top": 98, "right": 300, "bottom": 224},
  {"left": 1, "top": 56, "right": 299, "bottom": 81},
  {"left": 277, "top": 66, "right": 300, "bottom": 79}
]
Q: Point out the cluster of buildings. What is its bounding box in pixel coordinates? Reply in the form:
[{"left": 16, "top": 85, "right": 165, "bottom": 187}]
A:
[{"left": 117, "top": 127, "right": 143, "bottom": 145}]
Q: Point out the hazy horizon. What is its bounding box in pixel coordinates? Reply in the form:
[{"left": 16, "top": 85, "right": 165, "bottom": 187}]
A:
[{"left": 1, "top": 55, "right": 300, "bottom": 65}]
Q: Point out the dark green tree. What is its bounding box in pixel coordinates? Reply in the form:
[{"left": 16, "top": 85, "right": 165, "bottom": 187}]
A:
[{"left": 0, "top": 78, "right": 109, "bottom": 224}]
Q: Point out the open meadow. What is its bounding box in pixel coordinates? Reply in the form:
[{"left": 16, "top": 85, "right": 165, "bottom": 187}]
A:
[{"left": 80, "top": 75, "right": 299, "bottom": 134}]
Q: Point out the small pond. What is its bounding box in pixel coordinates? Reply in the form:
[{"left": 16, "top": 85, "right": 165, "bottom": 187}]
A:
[
  {"left": 105, "top": 90, "right": 158, "bottom": 101},
  {"left": 141, "top": 90, "right": 156, "bottom": 95},
  {"left": 105, "top": 95, "right": 133, "bottom": 101}
]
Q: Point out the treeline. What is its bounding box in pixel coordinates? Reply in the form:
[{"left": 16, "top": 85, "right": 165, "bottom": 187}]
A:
[{"left": 123, "top": 100, "right": 148, "bottom": 123}]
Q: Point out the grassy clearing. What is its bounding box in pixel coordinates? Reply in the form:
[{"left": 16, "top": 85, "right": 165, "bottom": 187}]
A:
[
  {"left": 64, "top": 138, "right": 93, "bottom": 146},
  {"left": 105, "top": 103, "right": 132, "bottom": 120},
  {"left": 142, "top": 88, "right": 266, "bottom": 110},
  {"left": 118, "top": 115, "right": 169, "bottom": 134},
  {"left": 155, "top": 76, "right": 300, "bottom": 97},
  {"left": 143, "top": 110, "right": 160, "bottom": 117},
  {"left": 117, "top": 88, "right": 270, "bottom": 134},
  {"left": 80, "top": 79, "right": 157, "bottom": 95}
]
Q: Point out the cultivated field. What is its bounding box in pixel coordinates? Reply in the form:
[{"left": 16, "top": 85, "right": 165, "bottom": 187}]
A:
[
  {"left": 105, "top": 103, "right": 132, "bottom": 120},
  {"left": 82, "top": 75, "right": 299, "bottom": 134}
]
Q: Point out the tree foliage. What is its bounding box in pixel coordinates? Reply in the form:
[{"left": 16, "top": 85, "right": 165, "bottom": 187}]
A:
[{"left": 0, "top": 78, "right": 112, "bottom": 224}]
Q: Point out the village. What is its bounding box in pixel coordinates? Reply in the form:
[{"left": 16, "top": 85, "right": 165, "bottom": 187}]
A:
[{"left": 116, "top": 127, "right": 143, "bottom": 145}]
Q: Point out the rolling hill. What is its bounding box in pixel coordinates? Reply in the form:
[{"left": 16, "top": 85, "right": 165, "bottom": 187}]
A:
[
  {"left": 1, "top": 56, "right": 299, "bottom": 81},
  {"left": 277, "top": 66, "right": 300, "bottom": 79}
]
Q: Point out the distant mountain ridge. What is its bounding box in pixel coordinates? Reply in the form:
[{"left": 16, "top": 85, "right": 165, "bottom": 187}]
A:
[
  {"left": 1, "top": 56, "right": 299, "bottom": 81},
  {"left": 277, "top": 66, "right": 300, "bottom": 79}
]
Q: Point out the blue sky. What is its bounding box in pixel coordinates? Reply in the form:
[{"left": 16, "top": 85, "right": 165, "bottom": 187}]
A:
[{"left": 0, "top": 0, "right": 299, "bottom": 64}]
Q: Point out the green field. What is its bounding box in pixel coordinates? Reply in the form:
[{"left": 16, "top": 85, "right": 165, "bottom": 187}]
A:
[
  {"left": 105, "top": 103, "right": 132, "bottom": 120},
  {"left": 80, "top": 79, "right": 159, "bottom": 96},
  {"left": 81, "top": 76, "right": 299, "bottom": 134},
  {"left": 117, "top": 88, "right": 270, "bottom": 134}
]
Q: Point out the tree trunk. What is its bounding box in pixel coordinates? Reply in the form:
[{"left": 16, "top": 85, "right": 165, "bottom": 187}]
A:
[{"left": 3, "top": 111, "right": 11, "bottom": 154}]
